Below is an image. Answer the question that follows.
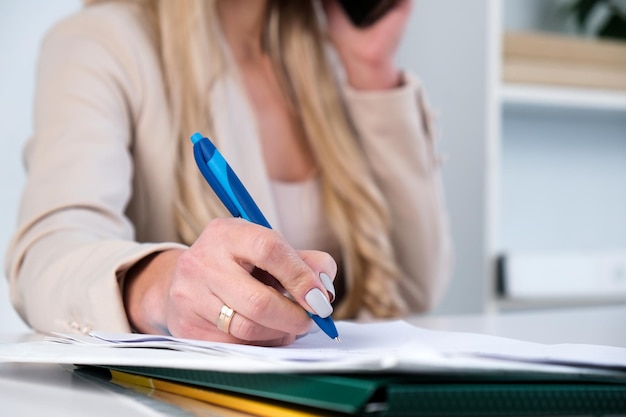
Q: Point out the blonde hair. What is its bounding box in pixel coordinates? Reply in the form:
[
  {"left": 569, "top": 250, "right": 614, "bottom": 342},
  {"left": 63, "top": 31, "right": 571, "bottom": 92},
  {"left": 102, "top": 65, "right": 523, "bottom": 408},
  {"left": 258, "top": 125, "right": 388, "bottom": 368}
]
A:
[{"left": 88, "top": 0, "right": 407, "bottom": 319}]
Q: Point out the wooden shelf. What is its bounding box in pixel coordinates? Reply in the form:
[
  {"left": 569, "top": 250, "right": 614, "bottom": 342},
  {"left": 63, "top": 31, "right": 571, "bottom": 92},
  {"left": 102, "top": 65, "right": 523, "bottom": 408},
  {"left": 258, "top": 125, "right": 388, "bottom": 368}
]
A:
[{"left": 500, "top": 83, "right": 626, "bottom": 112}]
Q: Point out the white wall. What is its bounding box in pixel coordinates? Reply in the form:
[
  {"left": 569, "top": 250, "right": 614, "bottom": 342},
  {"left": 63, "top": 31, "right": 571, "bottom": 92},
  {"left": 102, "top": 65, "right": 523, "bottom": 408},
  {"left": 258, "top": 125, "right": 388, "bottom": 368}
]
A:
[
  {"left": 0, "top": 1, "right": 79, "bottom": 333},
  {"left": 398, "top": 0, "right": 493, "bottom": 315}
]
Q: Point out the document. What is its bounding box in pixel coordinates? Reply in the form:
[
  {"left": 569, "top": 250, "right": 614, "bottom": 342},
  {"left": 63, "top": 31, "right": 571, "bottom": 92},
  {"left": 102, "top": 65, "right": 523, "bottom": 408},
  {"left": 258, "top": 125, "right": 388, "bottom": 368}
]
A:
[{"left": 1, "top": 321, "right": 625, "bottom": 379}]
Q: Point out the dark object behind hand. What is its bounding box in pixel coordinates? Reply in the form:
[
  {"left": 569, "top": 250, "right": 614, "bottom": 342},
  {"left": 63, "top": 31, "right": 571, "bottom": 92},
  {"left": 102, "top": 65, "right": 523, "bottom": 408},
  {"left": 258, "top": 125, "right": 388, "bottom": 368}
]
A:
[{"left": 338, "top": 0, "right": 399, "bottom": 27}]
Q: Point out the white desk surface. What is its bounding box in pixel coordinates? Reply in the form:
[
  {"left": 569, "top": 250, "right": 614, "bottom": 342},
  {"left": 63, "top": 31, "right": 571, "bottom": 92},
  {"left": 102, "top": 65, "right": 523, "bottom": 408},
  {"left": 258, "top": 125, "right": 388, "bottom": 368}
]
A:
[
  {"left": 409, "top": 304, "right": 626, "bottom": 347},
  {"left": 1, "top": 304, "right": 625, "bottom": 417}
]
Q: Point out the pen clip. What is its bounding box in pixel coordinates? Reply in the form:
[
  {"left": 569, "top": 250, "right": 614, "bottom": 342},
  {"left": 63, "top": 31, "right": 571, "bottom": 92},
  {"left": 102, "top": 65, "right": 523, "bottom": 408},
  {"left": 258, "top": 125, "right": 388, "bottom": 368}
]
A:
[
  {"left": 193, "top": 139, "right": 241, "bottom": 218},
  {"left": 224, "top": 166, "right": 271, "bottom": 228},
  {"left": 192, "top": 134, "right": 271, "bottom": 229}
]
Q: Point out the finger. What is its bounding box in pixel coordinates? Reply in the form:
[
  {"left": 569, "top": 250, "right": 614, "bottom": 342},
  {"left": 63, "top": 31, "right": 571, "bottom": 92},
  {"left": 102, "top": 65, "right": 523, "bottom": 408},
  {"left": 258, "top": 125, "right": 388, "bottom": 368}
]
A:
[
  {"left": 167, "top": 288, "right": 297, "bottom": 344},
  {"left": 322, "top": 0, "right": 348, "bottom": 24},
  {"left": 215, "top": 219, "right": 335, "bottom": 320},
  {"left": 169, "top": 247, "right": 306, "bottom": 342},
  {"left": 253, "top": 252, "right": 337, "bottom": 301},
  {"left": 213, "top": 264, "right": 314, "bottom": 335},
  {"left": 297, "top": 250, "right": 338, "bottom": 302},
  {"left": 170, "top": 311, "right": 296, "bottom": 347},
  {"left": 210, "top": 294, "right": 305, "bottom": 342}
]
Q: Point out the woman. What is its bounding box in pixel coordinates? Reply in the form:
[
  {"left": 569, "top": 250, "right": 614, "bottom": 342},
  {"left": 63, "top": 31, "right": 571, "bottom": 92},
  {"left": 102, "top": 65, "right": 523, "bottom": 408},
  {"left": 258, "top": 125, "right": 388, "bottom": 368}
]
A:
[{"left": 5, "top": 0, "right": 451, "bottom": 345}]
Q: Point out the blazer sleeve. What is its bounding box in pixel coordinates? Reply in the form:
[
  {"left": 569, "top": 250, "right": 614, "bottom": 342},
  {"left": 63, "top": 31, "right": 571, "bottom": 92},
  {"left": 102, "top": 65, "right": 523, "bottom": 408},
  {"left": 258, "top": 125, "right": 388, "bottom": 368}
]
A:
[
  {"left": 3, "top": 9, "right": 185, "bottom": 335},
  {"left": 341, "top": 73, "right": 453, "bottom": 312}
]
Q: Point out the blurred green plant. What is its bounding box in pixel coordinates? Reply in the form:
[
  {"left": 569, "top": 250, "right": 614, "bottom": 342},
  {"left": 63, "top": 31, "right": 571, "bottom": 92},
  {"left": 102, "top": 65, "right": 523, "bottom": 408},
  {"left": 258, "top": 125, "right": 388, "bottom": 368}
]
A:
[{"left": 570, "top": 0, "right": 626, "bottom": 40}]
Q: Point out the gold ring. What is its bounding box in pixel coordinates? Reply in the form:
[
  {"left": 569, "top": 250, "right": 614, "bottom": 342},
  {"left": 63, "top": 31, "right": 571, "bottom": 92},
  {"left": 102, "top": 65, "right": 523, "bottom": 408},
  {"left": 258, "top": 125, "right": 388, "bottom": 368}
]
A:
[{"left": 217, "top": 304, "right": 235, "bottom": 334}]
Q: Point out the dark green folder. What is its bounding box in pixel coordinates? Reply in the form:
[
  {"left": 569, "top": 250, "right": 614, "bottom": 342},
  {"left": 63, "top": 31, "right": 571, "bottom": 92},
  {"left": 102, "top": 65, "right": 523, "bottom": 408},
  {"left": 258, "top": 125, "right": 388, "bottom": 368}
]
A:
[{"left": 86, "top": 365, "right": 626, "bottom": 416}]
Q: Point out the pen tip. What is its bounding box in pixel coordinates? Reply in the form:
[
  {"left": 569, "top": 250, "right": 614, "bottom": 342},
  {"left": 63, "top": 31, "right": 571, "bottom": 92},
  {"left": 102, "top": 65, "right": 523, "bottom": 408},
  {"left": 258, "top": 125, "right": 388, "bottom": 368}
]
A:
[{"left": 335, "top": 337, "right": 341, "bottom": 343}]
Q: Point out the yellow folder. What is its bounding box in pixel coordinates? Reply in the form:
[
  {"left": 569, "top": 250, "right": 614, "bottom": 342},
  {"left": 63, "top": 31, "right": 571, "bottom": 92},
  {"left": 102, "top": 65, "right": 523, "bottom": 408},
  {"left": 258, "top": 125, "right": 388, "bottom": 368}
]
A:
[{"left": 109, "top": 369, "right": 339, "bottom": 417}]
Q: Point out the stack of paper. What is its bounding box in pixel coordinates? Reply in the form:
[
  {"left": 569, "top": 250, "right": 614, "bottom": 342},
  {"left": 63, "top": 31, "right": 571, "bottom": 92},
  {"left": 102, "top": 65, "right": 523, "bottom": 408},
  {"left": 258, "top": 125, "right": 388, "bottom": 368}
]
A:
[
  {"left": 4, "top": 320, "right": 626, "bottom": 415},
  {"left": 1, "top": 320, "right": 625, "bottom": 379}
]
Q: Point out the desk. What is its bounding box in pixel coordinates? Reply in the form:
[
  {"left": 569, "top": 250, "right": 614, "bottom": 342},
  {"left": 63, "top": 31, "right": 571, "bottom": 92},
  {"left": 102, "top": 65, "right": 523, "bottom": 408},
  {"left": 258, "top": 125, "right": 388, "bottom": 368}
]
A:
[
  {"left": 410, "top": 304, "right": 626, "bottom": 347},
  {"left": 2, "top": 305, "right": 625, "bottom": 416},
  {"left": 0, "top": 334, "right": 172, "bottom": 417}
]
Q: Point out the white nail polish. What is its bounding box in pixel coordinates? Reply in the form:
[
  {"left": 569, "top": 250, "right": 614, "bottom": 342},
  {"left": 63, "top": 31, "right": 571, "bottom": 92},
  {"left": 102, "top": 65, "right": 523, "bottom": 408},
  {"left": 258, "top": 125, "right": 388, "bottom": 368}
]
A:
[
  {"left": 305, "top": 288, "right": 333, "bottom": 318},
  {"left": 320, "top": 272, "right": 335, "bottom": 302}
]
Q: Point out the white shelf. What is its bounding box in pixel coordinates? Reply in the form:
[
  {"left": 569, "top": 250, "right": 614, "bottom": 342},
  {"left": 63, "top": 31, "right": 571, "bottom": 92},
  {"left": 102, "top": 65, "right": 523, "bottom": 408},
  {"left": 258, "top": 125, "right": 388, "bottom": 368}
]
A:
[
  {"left": 492, "top": 0, "right": 626, "bottom": 315},
  {"left": 500, "top": 83, "right": 626, "bottom": 112}
]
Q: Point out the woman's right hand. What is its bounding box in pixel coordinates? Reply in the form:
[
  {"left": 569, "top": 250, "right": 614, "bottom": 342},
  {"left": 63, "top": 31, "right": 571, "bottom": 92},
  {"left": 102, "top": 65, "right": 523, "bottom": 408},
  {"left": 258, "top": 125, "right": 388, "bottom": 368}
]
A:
[{"left": 123, "top": 218, "right": 337, "bottom": 346}]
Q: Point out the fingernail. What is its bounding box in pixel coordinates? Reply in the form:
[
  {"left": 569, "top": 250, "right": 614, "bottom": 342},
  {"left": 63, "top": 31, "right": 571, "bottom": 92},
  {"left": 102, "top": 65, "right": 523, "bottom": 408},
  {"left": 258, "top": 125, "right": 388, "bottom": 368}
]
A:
[
  {"left": 305, "top": 288, "right": 333, "bottom": 318},
  {"left": 319, "top": 272, "right": 335, "bottom": 302}
]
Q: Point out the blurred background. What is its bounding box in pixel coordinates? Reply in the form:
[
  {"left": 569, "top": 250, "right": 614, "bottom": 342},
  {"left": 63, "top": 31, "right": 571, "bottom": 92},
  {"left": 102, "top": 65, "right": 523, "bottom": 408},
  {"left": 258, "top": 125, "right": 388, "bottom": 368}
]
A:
[{"left": 1, "top": 0, "right": 625, "bottom": 334}]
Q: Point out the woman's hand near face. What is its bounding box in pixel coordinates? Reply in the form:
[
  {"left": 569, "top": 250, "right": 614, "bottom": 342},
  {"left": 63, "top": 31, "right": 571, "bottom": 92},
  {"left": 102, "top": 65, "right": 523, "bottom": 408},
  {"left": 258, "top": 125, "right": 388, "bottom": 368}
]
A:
[
  {"left": 322, "top": 0, "right": 412, "bottom": 90},
  {"left": 123, "top": 218, "right": 337, "bottom": 346}
]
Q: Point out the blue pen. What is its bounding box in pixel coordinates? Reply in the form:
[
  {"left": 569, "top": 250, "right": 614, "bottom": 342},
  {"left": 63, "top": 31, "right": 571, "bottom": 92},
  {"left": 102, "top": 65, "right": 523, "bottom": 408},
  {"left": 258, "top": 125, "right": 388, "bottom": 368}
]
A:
[{"left": 190, "top": 132, "right": 339, "bottom": 341}]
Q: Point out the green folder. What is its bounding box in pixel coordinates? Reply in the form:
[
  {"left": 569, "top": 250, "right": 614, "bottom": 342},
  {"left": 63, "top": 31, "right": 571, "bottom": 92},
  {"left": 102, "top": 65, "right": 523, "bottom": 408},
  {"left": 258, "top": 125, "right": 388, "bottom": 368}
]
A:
[{"left": 81, "top": 365, "right": 626, "bottom": 416}]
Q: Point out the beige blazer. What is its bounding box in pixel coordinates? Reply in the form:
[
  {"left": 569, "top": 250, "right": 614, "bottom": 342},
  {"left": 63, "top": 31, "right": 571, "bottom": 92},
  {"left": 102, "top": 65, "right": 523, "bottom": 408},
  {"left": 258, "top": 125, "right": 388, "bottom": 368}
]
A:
[{"left": 5, "top": 2, "right": 452, "bottom": 335}]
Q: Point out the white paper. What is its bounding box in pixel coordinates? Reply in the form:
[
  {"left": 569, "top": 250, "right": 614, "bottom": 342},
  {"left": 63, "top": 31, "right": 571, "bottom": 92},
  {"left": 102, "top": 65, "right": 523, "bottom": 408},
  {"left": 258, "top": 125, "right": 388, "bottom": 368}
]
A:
[
  {"left": 1, "top": 320, "right": 625, "bottom": 380},
  {"left": 405, "top": 326, "right": 626, "bottom": 370},
  {"left": 90, "top": 321, "right": 429, "bottom": 362}
]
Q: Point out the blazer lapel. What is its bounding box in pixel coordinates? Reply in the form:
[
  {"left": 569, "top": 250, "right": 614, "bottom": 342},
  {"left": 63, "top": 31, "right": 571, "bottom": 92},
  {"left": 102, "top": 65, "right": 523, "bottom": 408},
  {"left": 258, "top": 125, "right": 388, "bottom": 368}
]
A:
[{"left": 209, "top": 74, "right": 281, "bottom": 230}]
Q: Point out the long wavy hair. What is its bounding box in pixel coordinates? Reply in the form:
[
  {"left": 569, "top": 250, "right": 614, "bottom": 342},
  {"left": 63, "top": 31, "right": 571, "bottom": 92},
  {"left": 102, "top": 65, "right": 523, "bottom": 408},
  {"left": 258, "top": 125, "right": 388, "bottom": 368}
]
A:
[{"left": 85, "top": 0, "right": 407, "bottom": 319}]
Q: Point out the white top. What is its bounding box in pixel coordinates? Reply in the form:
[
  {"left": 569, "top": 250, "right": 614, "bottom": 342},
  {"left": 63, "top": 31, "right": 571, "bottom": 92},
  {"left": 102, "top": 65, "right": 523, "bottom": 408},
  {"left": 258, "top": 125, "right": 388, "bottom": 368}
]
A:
[{"left": 271, "top": 177, "right": 341, "bottom": 261}]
